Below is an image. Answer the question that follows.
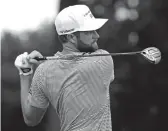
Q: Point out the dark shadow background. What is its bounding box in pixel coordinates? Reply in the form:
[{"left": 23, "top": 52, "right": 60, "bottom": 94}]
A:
[{"left": 1, "top": 0, "right": 168, "bottom": 131}]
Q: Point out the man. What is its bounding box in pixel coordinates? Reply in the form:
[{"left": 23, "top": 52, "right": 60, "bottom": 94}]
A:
[{"left": 15, "top": 5, "right": 114, "bottom": 131}]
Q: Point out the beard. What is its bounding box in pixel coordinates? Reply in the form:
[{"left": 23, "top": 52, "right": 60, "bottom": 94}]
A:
[{"left": 77, "top": 39, "right": 99, "bottom": 53}]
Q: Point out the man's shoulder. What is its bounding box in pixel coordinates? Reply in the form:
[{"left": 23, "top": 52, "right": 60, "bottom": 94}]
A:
[
  {"left": 36, "top": 60, "right": 58, "bottom": 74},
  {"left": 94, "top": 49, "right": 113, "bottom": 61},
  {"left": 94, "top": 49, "right": 110, "bottom": 54}
]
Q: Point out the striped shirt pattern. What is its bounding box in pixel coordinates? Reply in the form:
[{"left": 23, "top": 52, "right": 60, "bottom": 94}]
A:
[{"left": 28, "top": 49, "right": 114, "bottom": 131}]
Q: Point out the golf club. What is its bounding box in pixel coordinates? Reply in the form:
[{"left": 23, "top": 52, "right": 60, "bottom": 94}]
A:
[{"left": 34, "top": 47, "right": 161, "bottom": 64}]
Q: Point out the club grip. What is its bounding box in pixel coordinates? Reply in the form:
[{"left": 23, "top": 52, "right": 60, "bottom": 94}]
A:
[{"left": 34, "top": 57, "right": 47, "bottom": 61}]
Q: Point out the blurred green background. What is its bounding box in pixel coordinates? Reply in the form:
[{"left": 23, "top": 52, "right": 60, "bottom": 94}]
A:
[{"left": 1, "top": 0, "right": 168, "bottom": 131}]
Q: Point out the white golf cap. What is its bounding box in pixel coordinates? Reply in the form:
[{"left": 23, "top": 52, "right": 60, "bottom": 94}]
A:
[{"left": 55, "top": 5, "right": 108, "bottom": 35}]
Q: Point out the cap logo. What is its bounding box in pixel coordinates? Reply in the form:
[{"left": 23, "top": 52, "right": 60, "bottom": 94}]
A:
[
  {"left": 84, "top": 10, "right": 91, "bottom": 17},
  {"left": 60, "top": 28, "right": 75, "bottom": 34},
  {"left": 84, "top": 10, "right": 93, "bottom": 18}
]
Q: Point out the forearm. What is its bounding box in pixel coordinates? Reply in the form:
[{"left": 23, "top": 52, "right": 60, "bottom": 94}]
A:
[
  {"left": 15, "top": 51, "right": 47, "bottom": 126},
  {"left": 20, "top": 74, "right": 33, "bottom": 122}
]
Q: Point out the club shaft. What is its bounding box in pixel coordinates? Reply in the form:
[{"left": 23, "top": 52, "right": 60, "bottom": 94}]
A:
[{"left": 35, "top": 51, "right": 141, "bottom": 61}]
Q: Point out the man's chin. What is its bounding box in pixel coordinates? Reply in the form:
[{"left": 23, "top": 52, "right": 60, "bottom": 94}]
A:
[
  {"left": 92, "top": 42, "right": 99, "bottom": 51},
  {"left": 77, "top": 42, "right": 99, "bottom": 52}
]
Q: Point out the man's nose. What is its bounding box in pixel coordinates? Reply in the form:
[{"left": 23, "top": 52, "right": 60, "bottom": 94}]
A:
[{"left": 93, "top": 31, "right": 99, "bottom": 39}]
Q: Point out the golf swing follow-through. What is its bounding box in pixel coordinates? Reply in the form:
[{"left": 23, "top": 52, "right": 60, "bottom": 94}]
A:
[{"left": 14, "top": 4, "right": 161, "bottom": 131}]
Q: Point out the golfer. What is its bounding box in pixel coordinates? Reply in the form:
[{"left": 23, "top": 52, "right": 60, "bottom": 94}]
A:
[{"left": 15, "top": 5, "right": 114, "bottom": 131}]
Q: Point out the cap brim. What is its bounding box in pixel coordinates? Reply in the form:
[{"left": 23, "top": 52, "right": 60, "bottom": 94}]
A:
[{"left": 79, "top": 18, "right": 108, "bottom": 31}]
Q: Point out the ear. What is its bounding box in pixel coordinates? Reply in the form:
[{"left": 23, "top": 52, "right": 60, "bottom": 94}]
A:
[{"left": 67, "top": 34, "right": 77, "bottom": 44}]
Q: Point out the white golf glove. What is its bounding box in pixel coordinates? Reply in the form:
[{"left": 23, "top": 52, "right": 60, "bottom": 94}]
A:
[{"left": 14, "top": 52, "right": 33, "bottom": 75}]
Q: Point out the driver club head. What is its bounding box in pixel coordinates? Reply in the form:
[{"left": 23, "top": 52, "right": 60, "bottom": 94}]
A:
[{"left": 141, "top": 47, "right": 161, "bottom": 64}]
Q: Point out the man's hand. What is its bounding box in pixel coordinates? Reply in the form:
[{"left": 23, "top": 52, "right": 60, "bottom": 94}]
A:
[
  {"left": 14, "top": 51, "right": 43, "bottom": 75},
  {"left": 27, "top": 50, "right": 43, "bottom": 65}
]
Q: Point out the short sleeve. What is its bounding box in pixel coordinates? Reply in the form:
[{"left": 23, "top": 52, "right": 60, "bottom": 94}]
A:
[
  {"left": 98, "top": 49, "right": 115, "bottom": 84},
  {"left": 28, "top": 64, "right": 49, "bottom": 109}
]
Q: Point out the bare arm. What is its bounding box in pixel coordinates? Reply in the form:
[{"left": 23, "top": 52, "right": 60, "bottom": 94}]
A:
[{"left": 15, "top": 51, "right": 49, "bottom": 126}]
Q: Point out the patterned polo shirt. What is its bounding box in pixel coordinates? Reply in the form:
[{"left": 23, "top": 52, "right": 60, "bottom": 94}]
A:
[{"left": 28, "top": 49, "right": 115, "bottom": 131}]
